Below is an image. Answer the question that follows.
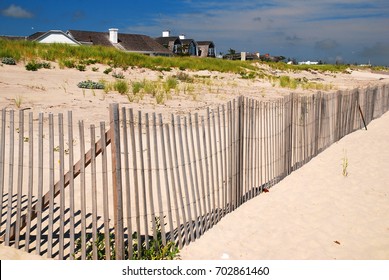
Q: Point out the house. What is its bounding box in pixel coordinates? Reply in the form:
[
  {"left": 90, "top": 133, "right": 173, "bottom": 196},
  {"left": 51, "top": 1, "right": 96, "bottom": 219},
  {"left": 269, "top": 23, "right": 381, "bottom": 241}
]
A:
[
  {"left": 154, "top": 30, "right": 183, "bottom": 55},
  {"left": 67, "top": 29, "right": 172, "bottom": 56},
  {"left": 197, "top": 41, "right": 216, "bottom": 58},
  {"left": 155, "top": 31, "right": 211, "bottom": 57},
  {"left": 2, "top": 28, "right": 173, "bottom": 56},
  {"left": 29, "top": 30, "right": 81, "bottom": 45},
  {"left": 179, "top": 35, "right": 198, "bottom": 56}
]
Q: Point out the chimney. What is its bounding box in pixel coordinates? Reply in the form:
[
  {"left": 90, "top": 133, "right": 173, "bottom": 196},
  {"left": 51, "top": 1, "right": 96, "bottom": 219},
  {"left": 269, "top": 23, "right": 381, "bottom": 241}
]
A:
[
  {"left": 109, "top": 28, "right": 118, "bottom": 44},
  {"left": 162, "top": 30, "right": 170, "bottom": 37},
  {"left": 179, "top": 34, "right": 185, "bottom": 40}
]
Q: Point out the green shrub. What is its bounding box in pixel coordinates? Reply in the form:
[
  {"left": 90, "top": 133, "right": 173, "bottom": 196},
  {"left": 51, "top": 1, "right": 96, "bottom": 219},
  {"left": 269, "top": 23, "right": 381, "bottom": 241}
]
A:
[
  {"left": 279, "top": 75, "right": 298, "bottom": 89},
  {"left": 132, "top": 81, "right": 143, "bottom": 94},
  {"left": 143, "top": 80, "right": 159, "bottom": 96},
  {"left": 73, "top": 218, "right": 179, "bottom": 260},
  {"left": 92, "top": 66, "right": 99, "bottom": 72},
  {"left": 76, "top": 64, "right": 86, "bottom": 71},
  {"left": 164, "top": 76, "right": 178, "bottom": 93},
  {"left": 25, "top": 60, "right": 51, "bottom": 71},
  {"left": 175, "top": 72, "right": 193, "bottom": 82},
  {"left": 61, "top": 59, "right": 76, "bottom": 68},
  {"left": 112, "top": 71, "right": 125, "bottom": 79},
  {"left": 155, "top": 91, "right": 165, "bottom": 104},
  {"left": 2, "top": 57, "right": 16, "bottom": 65},
  {"left": 103, "top": 67, "right": 113, "bottom": 74},
  {"left": 77, "top": 80, "right": 105, "bottom": 89},
  {"left": 25, "top": 61, "right": 40, "bottom": 71},
  {"left": 113, "top": 79, "right": 129, "bottom": 94}
]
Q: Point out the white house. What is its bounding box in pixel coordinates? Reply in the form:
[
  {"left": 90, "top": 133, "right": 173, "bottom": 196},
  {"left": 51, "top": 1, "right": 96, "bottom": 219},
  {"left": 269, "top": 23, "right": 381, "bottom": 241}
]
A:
[{"left": 30, "top": 30, "right": 81, "bottom": 45}]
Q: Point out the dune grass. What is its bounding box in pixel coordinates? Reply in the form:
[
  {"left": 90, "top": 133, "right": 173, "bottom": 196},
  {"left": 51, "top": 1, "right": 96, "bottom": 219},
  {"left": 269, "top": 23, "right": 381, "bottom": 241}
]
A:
[{"left": 0, "top": 39, "right": 256, "bottom": 73}]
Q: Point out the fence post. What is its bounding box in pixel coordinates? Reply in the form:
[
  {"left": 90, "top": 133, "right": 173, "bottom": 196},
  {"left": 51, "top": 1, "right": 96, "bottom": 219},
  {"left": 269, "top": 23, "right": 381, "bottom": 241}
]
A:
[
  {"left": 237, "top": 96, "right": 245, "bottom": 206},
  {"left": 109, "top": 103, "right": 124, "bottom": 260}
]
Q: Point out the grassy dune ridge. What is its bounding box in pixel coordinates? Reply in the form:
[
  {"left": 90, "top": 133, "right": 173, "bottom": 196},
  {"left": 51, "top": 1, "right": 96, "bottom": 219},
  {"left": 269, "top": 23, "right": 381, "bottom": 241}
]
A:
[{"left": 0, "top": 39, "right": 257, "bottom": 73}]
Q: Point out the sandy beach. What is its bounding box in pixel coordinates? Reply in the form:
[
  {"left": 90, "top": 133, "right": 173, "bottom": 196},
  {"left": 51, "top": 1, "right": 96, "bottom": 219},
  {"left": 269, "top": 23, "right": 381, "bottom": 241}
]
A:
[
  {"left": 0, "top": 63, "right": 389, "bottom": 260},
  {"left": 180, "top": 110, "right": 389, "bottom": 260}
]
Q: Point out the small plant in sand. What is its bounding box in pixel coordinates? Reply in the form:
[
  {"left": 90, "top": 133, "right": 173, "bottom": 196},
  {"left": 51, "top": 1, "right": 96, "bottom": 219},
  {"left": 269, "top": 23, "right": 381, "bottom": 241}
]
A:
[
  {"left": 112, "top": 71, "right": 125, "bottom": 79},
  {"left": 76, "top": 63, "right": 86, "bottom": 71},
  {"left": 2, "top": 57, "right": 16, "bottom": 65},
  {"left": 113, "top": 79, "right": 129, "bottom": 94},
  {"left": 103, "top": 67, "right": 113, "bottom": 75},
  {"left": 14, "top": 96, "right": 23, "bottom": 108},
  {"left": 175, "top": 71, "right": 193, "bottom": 83},
  {"left": 25, "top": 60, "right": 51, "bottom": 71},
  {"left": 155, "top": 91, "right": 165, "bottom": 104},
  {"left": 73, "top": 218, "right": 179, "bottom": 260},
  {"left": 341, "top": 149, "right": 349, "bottom": 177},
  {"left": 78, "top": 80, "right": 105, "bottom": 89},
  {"left": 163, "top": 76, "right": 178, "bottom": 93}
]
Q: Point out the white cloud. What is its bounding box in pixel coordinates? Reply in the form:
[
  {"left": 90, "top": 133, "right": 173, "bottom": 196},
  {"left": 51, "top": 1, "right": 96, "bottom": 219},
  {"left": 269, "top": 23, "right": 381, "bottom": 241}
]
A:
[{"left": 1, "top": 4, "right": 33, "bottom": 18}]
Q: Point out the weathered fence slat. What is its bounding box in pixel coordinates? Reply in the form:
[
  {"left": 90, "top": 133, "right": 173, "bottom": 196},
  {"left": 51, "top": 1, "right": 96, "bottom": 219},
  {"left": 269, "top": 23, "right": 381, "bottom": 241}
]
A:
[
  {"left": 177, "top": 116, "right": 195, "bottom": 243},
  {"left": 165, "top": 124, "right": 183, "bottom": 248},
  {"left": 47, "top": 114, "right": 55, "bottom": 258},
  {"left": 14, "top": 110, "right": 24, "bottom": 249},
  {"left": 129, "top": 109, "right": 141, "bottom": 256},
  {"left": 145, "top": 114, "right": 157, "bottom": 242},
  {"left": 194, "top": 113, "right": 207, "bottom": 235},
  {"left": 153, "top": 113, "right": 167, "bottom": 245},
  {"left": 160, "top": 116, "right": 174, "bottom": 242},
  {"left": 201, "top": 115, "right": 212, "bottom": 230},
  {"left": 58, "top": 114, "right": 65, "bottom": 260},
  {"left": 68, "top": 112, "right": 75, "bottom": 259},
  {"left": 109, "top": 104, "right": 124, "bottom": 260},
  {"left": 25, "top": 112, "right": 34, "bottom": 253},
  {"left": 36, "top": 113, "right": 44, "bottom": 255},
  {"left": 0, "top": 110, "right": 5, "bottom": 238},
  {"left": 184, "top": 116, "right": 200, "bottom": 238},
  {"left": 5, "top": 110, "right": 15, "bottom": 246},
  {"left": 90, "top": 124, "right": 98, "bottom": 260},
  {"left": 189, "top": 114, "right": 202, "bottom": 236},
  {"left": 140, "top": 113, "right": 149, "bottom": 247},
  {"left": 78, "top": 120, "right": 86, "bottom": 260},
  {"left": 100, "top": 121, "right": 111, "bottom": 260},
  {"left": 121, "top": 108, "right": 133, "bottom": 259}
]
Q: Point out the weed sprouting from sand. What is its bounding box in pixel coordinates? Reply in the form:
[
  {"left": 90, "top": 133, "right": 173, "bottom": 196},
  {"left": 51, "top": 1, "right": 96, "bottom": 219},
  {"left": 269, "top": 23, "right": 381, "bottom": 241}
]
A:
[
  {"left": 14, "top": 96, "right": 22, "bottom": 108},
  {"left": 342, "top": 149, "right": 349, "bottom": 177},
  {"left": 113, "top": 79, "right": 129, "bottom": 94},
  {"left": 73, "top": 217, "right": 179, "bottom": 260}
]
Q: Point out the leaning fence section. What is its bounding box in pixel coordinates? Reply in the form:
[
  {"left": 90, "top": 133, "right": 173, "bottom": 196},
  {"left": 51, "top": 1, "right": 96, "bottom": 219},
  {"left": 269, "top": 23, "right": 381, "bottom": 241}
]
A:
[{"left": 0, "top": 84, "right": 389, "bottom": 259}]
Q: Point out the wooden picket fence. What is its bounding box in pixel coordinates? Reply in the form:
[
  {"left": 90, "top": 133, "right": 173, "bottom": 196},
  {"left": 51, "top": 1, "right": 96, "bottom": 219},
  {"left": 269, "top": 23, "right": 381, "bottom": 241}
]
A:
[{"left": 0, "top": 84, "right": 388, "bottom": 259}]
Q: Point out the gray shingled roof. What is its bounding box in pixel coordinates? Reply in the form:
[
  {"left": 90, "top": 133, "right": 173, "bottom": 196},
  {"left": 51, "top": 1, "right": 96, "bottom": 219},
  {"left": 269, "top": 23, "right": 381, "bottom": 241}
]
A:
[
  {"left": 0, "top": 35, "right": 26, "bottom": 41},
  {"left": 197, "top": 41, "right": 215, "bottom": 47},
  {"left": 68, "top": 30, "right": 172, "bottom": 55}
]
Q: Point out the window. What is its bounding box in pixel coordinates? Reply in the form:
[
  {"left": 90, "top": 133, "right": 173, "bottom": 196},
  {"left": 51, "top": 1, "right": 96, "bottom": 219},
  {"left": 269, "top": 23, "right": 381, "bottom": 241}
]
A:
[{"left": 208, "top": 47, "right": 215, "bottom": 57}]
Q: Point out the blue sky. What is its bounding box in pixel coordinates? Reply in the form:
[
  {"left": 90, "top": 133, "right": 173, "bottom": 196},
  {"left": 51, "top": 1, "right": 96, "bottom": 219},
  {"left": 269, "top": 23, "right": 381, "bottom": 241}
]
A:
[{"left": 1, "top": 0, "right": 389, "bottom": 65}]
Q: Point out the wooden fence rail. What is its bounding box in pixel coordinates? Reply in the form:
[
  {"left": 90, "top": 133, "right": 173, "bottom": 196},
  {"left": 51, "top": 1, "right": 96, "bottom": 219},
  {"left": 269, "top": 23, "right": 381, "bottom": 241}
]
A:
[{"left": 0, "top": 85, "right": 388, "bottom": 259}]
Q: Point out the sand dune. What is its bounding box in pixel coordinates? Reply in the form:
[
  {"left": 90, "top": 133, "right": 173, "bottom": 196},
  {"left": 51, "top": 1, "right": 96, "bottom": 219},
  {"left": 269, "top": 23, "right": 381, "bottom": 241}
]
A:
[
  {"left": 0, "top": 63, "right": 388, "bottom": 260},
  {"left": 180, "top": 111, "right": 389, "bottom": 260}
]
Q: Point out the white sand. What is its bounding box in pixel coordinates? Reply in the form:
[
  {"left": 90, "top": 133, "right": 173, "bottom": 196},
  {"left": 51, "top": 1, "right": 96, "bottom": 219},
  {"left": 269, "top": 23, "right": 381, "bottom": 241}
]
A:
[
  {"left": 180, "top": 111, "right": 389, "bottom": 260},
  {"left": 0, "top": 63, "right": 388, "bottom": 260}
]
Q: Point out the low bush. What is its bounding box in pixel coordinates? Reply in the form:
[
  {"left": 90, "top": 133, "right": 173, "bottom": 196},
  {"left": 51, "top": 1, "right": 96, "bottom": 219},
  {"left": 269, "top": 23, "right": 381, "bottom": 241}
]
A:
[
  {"left": 77, "top": 80, "right": 105, "bottom": 89},
  {"left": 25, "top": 60, "right": 51, "bottom": 71},
  {"left": 1, "top": 57, "right": 16, "bottom": 65},
  {"left": 113, "top": 79, "right": 129, "bottom": 94},
  {"left": 103, "top": 67, "right": 113, "bottom": 74},
  {"left": 112, "top": 71, "right": 125, "bottom": 79},
  {"left": 76, "top": 64, "right": 86, "bottom": 71},
  {"left": 73, "top": 218, "right": 179, "bottom": 260}
]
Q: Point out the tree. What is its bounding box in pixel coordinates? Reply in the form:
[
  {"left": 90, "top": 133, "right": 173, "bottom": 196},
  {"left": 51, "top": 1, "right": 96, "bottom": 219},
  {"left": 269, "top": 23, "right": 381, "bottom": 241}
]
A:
[{"left": 227, "top": 48, "right": 236, "bottom": 55}]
